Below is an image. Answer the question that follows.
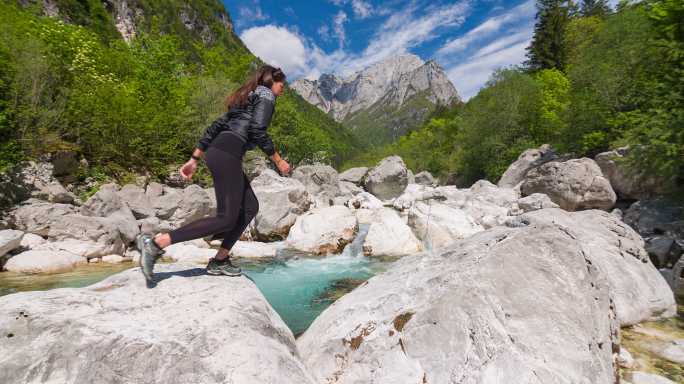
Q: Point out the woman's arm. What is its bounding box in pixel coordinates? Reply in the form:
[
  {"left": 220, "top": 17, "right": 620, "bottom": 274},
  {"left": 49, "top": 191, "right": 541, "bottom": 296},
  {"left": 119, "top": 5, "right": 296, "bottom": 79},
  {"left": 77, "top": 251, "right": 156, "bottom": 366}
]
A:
[
  {"left": 270, "top": 151, "right": 285, "bottom": 166},
  {"left": 270, "top": 151, "right": 291, "bottom": 176},
  {"left": 178, "top": 148, "right": 204, "bottom": 181},
  {"left": 190, "top": 147, "right": 204, "bottom": 160}
]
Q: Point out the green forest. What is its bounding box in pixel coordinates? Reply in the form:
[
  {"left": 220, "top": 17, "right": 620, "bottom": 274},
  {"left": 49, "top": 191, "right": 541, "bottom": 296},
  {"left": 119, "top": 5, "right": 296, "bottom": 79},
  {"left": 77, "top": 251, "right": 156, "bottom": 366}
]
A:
[
  {"left": 342, "top": 0, "right": 683, "bottom": 195},
  {"left": 0, "top": 0, "right": 358, "bottom": 184},
  {"left": 0, "top": 0, "right": 682, "bottom": 196}
]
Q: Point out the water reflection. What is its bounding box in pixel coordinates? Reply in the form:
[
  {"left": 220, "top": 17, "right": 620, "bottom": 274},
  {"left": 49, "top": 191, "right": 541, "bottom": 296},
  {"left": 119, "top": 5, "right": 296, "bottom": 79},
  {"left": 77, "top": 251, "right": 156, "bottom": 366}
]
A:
[{"left": 0, "top": 263, "right": 134, "bottom": 296}]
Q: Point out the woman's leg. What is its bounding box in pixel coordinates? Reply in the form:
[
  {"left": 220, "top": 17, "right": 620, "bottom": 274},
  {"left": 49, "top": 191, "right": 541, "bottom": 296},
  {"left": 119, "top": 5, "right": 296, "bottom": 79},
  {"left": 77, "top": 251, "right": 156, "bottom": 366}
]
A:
[
  {"left": 159, "top": 147, "right": 246, "bottom": 247},
  {"left": 215, "top": 173, "right": 259, "bottom": 252},
  {"left": 153, "top": 216, "right": 217, "bottom": 247}
]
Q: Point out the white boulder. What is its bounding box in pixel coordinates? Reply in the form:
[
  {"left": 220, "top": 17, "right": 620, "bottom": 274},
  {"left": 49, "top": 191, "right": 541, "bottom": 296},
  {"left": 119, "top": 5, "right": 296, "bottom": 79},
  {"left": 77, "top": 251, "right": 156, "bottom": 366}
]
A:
[
  {"left": 0, "top": 264, "right": 316, "bottom": 383},
  {"left": 517, "top": 193, "right": 560, "bottom": 213},
  {"left": 286, "top": 205, "right": 357, "bottom": 255},
  {"left": 251, "top": 169, "right": 312, "bottom": 241},
  {"left": 116, "top": 184, "right": 154, "bottom": 219},
  {"left": 231, "top": 241, "right": 285, "bottom": 258},
  {"left": 4, "top": 250, "right": 85, "bottom": 274},
  {"left": 510, "top": 208, "right": 676, "bottom": 325},
  {"left": 339, "top": 167, "right": 368, "bottom": 185},
  {"left": 521, "top": 158, "right": 617, "bottom": 211},
  {"left": 298, "top": 222, "right": 619, "bottom": 383},
  {"left": 19, "top": 233, "right": 46, "bottom": 249},
  {"left": 345, "top": 191, "right": 384, "bottom": 210},
  {"left": 0, "top": 229, "right": 23, "bottom": 257},
  {"left": 163, "top": 242, "right": 216, "bottom": 264},
  {"left": 291, "top": 164, "right": 341, "bottom": 208},
  {"left": 33, "top": 239, "right": 120, "bottom": 259},
  {"left": 79, "top": 183, "right": 139, "bottom": 243},
  {"left": 360, "top": 208, "right": 423, "bottom": 257},
  {"left": 363, "top": 156, "right": 409, "bottom": 201},
  {"left": 498, "top": 144, "right": 558, "bottom": 188},
  {"left": 408, "top": 201, "right": 483, "bottom": 250}
]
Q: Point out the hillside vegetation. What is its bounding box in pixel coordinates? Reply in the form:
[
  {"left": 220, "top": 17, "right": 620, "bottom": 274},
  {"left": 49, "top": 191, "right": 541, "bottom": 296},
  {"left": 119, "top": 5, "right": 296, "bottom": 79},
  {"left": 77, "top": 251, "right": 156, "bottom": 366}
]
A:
[
  {"left": 0, "top": 0, "right": 359, "bottom": 182},
  {"left": 342, "top": 0, "right": 683, "bottom": 196}
]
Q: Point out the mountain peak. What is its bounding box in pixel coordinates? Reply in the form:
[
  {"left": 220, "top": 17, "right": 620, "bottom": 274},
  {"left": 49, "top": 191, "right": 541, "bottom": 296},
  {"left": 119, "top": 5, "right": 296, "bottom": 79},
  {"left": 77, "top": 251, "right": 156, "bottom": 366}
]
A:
[
  {"left": 292, "top": 54, "right": 459, "bottom": 122},
  {"left": 291, "top": 54, "right": 460, "bottom": 146}
]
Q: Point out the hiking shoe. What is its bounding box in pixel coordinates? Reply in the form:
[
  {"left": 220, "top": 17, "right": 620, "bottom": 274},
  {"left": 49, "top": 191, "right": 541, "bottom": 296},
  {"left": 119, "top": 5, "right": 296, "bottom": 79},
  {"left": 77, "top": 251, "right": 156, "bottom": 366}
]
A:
[
  {"left": 206, "top": 257, "right": 242, "bottom": 276},
  {"left": 136, "top": 234, "right": 164, "bottom": 282}
]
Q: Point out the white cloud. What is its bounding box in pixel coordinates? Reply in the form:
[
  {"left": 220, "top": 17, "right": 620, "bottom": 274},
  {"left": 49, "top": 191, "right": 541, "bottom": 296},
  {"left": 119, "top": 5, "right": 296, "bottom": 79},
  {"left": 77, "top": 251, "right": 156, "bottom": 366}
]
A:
[
  {"left": 317, "top": 24, "right": 331, "bottom": 42},
  {"left": 239, "top": 24, "right": 353, "bottom": 81},
  {"left": 333, "top": 0, "right": 471, "bottom": 76},
  {"left": 436, "top": 0, "right": 534, "bottom": 57},
  {"left": 240, "top": 25, "right": 309, "bottom": 78},
  {"left": 237, "top": 0, "right": 268, "bottom": 28},
  {"left": 434, "top": 0, "right": 536, "bottom": 101},
  {"left": 238, "top": 0, "right": 478, "bottom": 95},
  {"left": 470, "top": 27, "right": 532, "bottom": 59},
  {"left": 328, "top": 0, "right": 374, "bottom": 18},
  {"left": 447, "top": 40, "right": 529, "bottom": 100},
  {"left": 309, "top": 1, "right": 470, "bottom": 77},
  {"left": 236, "top": 0, "right": 540, "bottom": 105},
  {"left": 304, "top": 45, "right": 350, "bottom": 80},
  {"left": 333, "top": 11, "right": 349, "bottom": 48},
  {"left": 351, "top": 0, "right": 373, "bottom": 19}
]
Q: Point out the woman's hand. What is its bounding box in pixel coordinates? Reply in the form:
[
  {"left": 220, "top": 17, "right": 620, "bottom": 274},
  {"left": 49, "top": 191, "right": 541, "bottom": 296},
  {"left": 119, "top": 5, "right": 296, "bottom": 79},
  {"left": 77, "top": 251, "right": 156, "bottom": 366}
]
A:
[
  {"left": 276, "top": 159, "right": 291, "bottom": 176},
  {"left": 179, "top": 159, "right": 198, "bottom": 181}
]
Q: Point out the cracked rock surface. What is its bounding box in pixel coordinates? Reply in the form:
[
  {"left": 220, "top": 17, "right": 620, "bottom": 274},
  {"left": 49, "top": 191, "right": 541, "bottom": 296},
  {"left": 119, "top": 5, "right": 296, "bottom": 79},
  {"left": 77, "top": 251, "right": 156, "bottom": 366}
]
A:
[{"left": 297, "top": 208, "right": 675, "bottom": 384}]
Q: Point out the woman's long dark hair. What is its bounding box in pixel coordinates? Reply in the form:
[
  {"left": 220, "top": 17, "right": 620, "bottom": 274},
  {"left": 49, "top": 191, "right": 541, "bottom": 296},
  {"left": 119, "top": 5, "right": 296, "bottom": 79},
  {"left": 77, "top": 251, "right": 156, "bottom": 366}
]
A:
[{"left": 225, "top": 65, "right": 286, "bottom": 110}]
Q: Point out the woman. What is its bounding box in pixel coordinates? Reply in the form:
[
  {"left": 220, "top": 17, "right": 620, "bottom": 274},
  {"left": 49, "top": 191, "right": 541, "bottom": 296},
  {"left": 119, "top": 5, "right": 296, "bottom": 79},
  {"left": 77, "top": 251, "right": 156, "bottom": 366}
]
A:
[{"left": 137, "top": 65, "right": 291, "bottom": 281}]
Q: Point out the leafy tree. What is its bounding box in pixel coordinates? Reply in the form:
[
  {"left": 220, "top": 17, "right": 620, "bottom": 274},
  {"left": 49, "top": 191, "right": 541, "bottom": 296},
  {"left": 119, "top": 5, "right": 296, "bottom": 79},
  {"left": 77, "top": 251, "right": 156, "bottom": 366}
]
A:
[
  {"left": 339, "top": 107, "right": 463, "bottom": 180},
  {"left": 526, "top": 0, "right": 577, "bottom": 71},
  {"left": 564, "top": 16, "right": 605, "bottom": 66},
  {"left": 564, "top": 4, "right": 660, "bottom": 155},
  {"left": 615, "top": 0, "right": 684, "bottom": 190},
  {"left": 455, "top": 69, "right": 543, "bottom": 183},
  {"left": 0, "top": 39, "right": 21, "bottom": 172},
  {"left": 580, "top": 0, "right": 612, "bottom": 17},
  {"left": 534, "top": 68, "right": 570, "bottom": 146}
]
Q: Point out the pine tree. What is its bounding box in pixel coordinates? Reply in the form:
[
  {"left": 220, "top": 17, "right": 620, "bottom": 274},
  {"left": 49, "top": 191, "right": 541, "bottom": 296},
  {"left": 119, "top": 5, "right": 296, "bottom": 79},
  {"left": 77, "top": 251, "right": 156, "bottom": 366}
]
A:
[
  {"left": 525, "top": 0, "right": 577, "bottom": 71},
  {"left": 580, "top": 0, "right": 612, "bottom": 17}
]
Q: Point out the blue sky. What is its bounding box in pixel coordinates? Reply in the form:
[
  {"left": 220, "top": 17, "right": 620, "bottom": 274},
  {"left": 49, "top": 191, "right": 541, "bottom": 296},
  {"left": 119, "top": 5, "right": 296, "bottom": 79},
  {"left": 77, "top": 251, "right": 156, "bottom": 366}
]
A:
[{"left": 222, "top": 0, "right": 617, "bottom": 100}]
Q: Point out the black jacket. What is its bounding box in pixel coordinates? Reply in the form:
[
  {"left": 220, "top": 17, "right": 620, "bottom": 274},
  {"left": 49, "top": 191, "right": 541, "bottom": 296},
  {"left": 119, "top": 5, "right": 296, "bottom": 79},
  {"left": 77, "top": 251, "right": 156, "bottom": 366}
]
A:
[{"left": 197, "top": 85, "right": 276, "bottom": 156}]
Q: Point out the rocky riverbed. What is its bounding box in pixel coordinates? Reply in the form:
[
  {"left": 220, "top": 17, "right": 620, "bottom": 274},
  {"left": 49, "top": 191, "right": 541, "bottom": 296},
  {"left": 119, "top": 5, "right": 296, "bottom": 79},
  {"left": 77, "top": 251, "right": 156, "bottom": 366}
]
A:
[
  {"left": 620, "top": 307, "right": 684, "bottom": 383},
  {"left": 0, "top": 145, "right": 682, "bottom": 383}
]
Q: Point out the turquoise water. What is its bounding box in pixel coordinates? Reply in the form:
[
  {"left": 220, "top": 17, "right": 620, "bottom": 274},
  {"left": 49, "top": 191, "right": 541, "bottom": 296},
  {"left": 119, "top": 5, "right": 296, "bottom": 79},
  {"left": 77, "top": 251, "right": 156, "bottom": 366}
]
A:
[
  {"left": 241, "top": 251, "right": 390, "bottom": 336},
  {"left": 0, "top": 263, "right": 134, "bottom": 296}
]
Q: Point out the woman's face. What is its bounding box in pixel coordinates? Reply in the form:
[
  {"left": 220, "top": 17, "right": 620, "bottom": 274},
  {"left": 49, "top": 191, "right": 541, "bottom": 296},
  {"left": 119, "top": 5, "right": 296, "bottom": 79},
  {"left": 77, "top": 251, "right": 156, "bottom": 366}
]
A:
[{"left": 271, "top": 81, "right": 284, "bottom": 97}]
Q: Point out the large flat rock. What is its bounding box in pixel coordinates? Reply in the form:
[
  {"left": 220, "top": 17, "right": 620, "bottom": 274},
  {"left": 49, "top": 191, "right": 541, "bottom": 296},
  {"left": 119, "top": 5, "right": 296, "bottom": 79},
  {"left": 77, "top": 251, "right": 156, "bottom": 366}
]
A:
[
  {"left": 0, "top": 263, "right": 315, "bottom": 384},
  {"left": 298, "top": 222, "right": 620, "bottom": 383},
  {"left": 516, "top": 208, "right": 676, "bottom": 325}
]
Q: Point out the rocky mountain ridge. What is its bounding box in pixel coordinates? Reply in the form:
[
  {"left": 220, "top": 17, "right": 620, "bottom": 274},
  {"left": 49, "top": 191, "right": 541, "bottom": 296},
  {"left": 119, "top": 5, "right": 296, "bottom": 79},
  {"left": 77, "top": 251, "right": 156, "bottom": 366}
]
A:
[{"left": 291, "top": 54, "right": 460, "bottom": 146}]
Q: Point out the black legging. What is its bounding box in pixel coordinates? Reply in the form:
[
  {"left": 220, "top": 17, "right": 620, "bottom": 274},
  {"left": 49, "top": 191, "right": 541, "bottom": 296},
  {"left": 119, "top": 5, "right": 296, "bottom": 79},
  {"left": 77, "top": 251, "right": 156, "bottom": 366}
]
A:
[{"left": 168, "top": 131, "right": 258, "bottom": 250}]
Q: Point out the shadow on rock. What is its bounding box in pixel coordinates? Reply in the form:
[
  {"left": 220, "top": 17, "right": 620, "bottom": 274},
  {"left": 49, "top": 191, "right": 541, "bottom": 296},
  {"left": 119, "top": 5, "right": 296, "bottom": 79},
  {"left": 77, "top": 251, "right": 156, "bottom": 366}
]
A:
[{"left": 145, "top": 267, "right": 251, "bottom": 288}]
